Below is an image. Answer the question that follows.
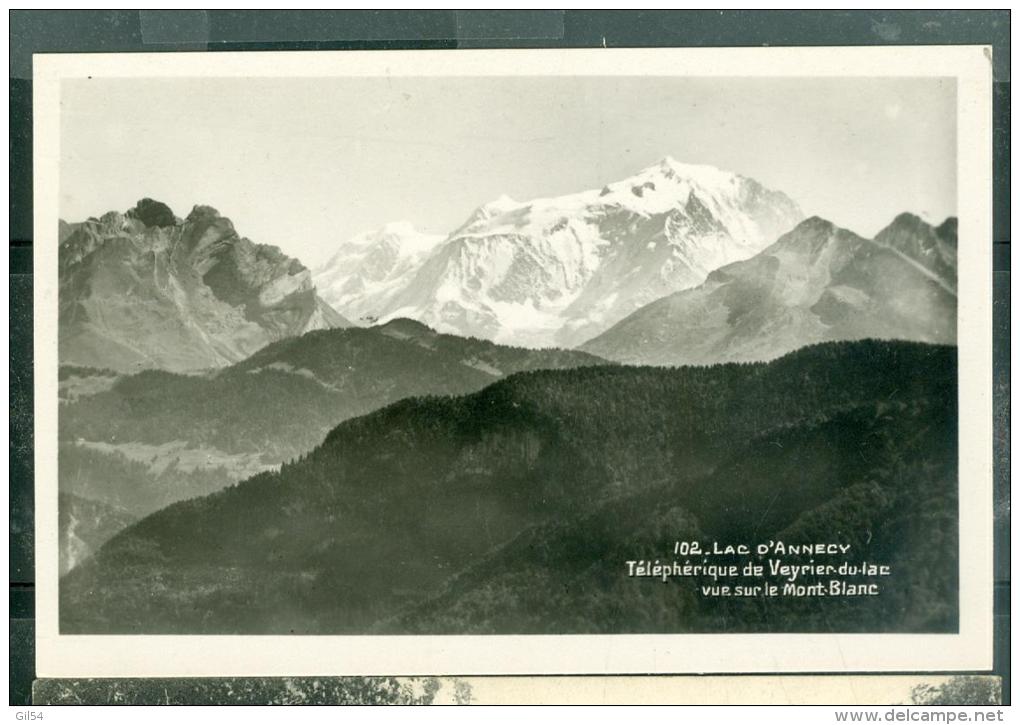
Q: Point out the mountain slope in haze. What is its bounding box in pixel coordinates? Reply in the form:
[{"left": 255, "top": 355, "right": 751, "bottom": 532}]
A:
[
  {"left": 59, "top": 320, "right": 607, "bottom": 519},
  {"left": 59, "top": 199, "right": 351, "bottom": 373},
  {"left": 61, "top": 340, "right": 957, "bottom": 635},
  {"left": 581, "top": 213, "right": 957, "bottom": 366},
  {"left": 316, "top": 158, "right": 803, "bottom": 347},
  {"left": 58, "top": 492, "right": 138, "bottom": 575},
  {"left": 59, "top": 438, "right": 261, "bottom": 520}
]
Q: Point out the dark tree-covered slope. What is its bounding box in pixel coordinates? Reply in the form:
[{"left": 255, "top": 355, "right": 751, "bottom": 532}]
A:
[
  {"left": 60, "top": 319, "right": 607, "bottom": 467},
  {"left": 61, "top": 340, "right": 957, "bottom": 635},
  {"left": 395, "top": 398, "right": 956, "bottom": 634},
  {"left": 57, "top": 322, "right": 607, "bottom": 573}
]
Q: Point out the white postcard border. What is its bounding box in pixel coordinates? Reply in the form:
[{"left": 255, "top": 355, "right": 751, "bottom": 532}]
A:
[{"left": 32, "top": 46, "right": 994, "bottom": 677}]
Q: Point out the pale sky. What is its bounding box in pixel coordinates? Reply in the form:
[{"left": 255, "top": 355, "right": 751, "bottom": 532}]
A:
[{"left": 60, "top": 76, "right": 956, "bottom": 268}]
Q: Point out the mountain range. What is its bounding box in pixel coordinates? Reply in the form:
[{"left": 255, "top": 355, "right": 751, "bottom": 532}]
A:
[
  {"left": 59, "top": 199, "right": 350, "bottom": 373},
  {"left": 314, "top": 158, "right": 804, "bottom": 347},
  {"left": 61, "top": 165, "right": 954, "bottom": 373},
  {"left": 56, "top": 157, "right": 960, "bottom": 636},
  {"left": 58, "top": 320, "right": 605, "bottom": 566},
  {"left": 581, "top": 213, "right": 957, "bottom": 365},
  {"left": 60, "top": 340, "right": 958, "bottom": 634}
]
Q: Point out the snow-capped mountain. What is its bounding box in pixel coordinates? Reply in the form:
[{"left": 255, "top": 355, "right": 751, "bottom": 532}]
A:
[
  {"left": 317, "top": 158, "right": 803, "bottom": 347},
  {"left": 313, "top": 222, "right": 445, "bottom": 324},
  {"left": 59, "top": 199, "right": 350, "bottom": 373},
  {"left": 581, "top": 213, "right": 958, "bottom": 366}
]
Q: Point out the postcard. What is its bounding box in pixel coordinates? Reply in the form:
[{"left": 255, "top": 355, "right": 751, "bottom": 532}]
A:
[{"left": 33, "top": 46, "right": 994, "bottom": 676}]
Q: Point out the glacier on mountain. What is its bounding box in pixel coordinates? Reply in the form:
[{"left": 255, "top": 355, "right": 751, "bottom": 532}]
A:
[{"left": 315, "top": 157, "right": 804, "bottom": 347}]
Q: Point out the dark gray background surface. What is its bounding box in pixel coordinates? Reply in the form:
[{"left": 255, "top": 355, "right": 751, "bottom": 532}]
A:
[{"left": 8, "top": 9, "right": 1010, "bottom": 706}]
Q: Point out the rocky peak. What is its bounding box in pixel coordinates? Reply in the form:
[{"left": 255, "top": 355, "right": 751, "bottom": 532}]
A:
[
  {"left": 186, "top": 204, "right": 223, "bottom": 223},
  {"left": 793, "top": 216, "right": 838, "bottom": 235},
  {"left": 936, "top": 217, "right": 958, "bottom": 243},
  {"left": 98, "top": 210, "right": 125, "bottom": 227},
  {"left": 59, "top": 200, "right": 350, "bottom": 372},
  {"left": 873, "top": 212, "right": 957, "bottom": 285},
  {"left": 875, "top": 212, "right": 931, "bottom": 241},
  {"left": 874, "top": 212, "right": 958, "bottom": 248},
  {"left": 582, "top": 210, "right": 956, "bottom": 366},
  {"left": 127, "top": 198, "right": 176, "bottom": 228},
  {"left": 766, "top": 216, "right": 864, "bottom": 261}
]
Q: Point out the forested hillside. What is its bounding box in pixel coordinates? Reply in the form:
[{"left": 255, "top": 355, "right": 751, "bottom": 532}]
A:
[
  {"left": 61, "top": 340, "right": 957, "bottom": 635},
  {"left": 61, "top": 319, "right": 605, "bottom": 461}
]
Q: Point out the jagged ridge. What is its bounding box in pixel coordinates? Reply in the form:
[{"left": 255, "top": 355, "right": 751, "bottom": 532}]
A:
[
  {"left": 581, "top": 212, "right": 958, "bottom": 365},
  {"left": 59, "top": 199, "right": 351, "bottom": 373}
]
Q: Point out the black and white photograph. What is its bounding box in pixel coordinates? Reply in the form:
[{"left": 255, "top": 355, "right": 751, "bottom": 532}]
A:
[{"left": 30, "top": 46, "right": 994, "bottom": 676}]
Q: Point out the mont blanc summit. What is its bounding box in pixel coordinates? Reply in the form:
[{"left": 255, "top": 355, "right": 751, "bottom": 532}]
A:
[{"left": 315, "top": 158, "right": 804, "bottom": 347}]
